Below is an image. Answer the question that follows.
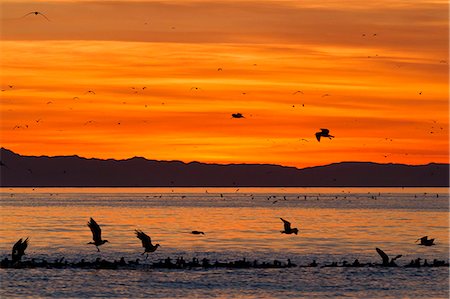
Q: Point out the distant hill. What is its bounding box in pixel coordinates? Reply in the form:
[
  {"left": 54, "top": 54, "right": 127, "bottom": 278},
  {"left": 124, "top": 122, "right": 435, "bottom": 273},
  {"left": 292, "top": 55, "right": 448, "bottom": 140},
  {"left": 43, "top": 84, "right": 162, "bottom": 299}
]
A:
[{"left": 0, "top": 148, "right": 448, "bottom": 187}]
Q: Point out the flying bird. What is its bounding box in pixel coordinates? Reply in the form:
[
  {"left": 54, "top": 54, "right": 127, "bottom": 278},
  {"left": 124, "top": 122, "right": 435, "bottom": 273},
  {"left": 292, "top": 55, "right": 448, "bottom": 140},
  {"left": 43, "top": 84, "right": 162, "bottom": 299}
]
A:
[
  {"left": 191, "top": 230, "right": 205, "bottom": 235},
  {"left": 12, "top": 237, "right": 29, "bottom": 263},
  {"left": 321, "top": 94, "right": 330, "bottom": 97},
  {"left": 375, "top": 247, "right": 402, "bottom": 266},
  {"left": 87, "top": 218, "right": 109, "bottom": 252},
  {"left": 85, "top": 90, "right": 96, "bottom": 95},
  {"left": 416, "top": 236, "right": 435, "bottom": 246},
  {"left": 22, "top": 11, "right": 50, "bottom": 21},
  {"left": 280, "top": 218, "right": 299, "bottom": 235},
  {"left": 293, "top": 90, "right": 304, "bottom": 95},
  {"left": 315, "top": 128, "right": 334, "bottom": 142},
  {"left": 135, "top": 229, "right": 160, "bottom": 258},
  {"left": 190, "top": 87, "right": 202, "bottom": 91},
  {"left": 217, "top": 68, "right": 223, "bottom": 71},
  {"left": 231, "top": 113, "right": 244, "bottom": 119}
]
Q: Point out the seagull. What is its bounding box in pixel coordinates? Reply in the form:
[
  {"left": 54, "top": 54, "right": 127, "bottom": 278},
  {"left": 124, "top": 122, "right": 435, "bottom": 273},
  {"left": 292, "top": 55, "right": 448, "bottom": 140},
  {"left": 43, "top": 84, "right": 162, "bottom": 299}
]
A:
[
  {"left": 135, "top": 230, "right": 160, "bottom": 258},
  {"left": 231, "top": 113, "right": 244, "bottom": 119},
  {"left": 190, "top": 87, "right": 202, "bottom": 91},
  {"left": 22, "top": 11, "right": 50, "bottom": 21},
  {"left": 293, "top": 90, "right": 304, "bottom": 95},
  {"left": 315, "top": 128, "right": 334, "bottom": 142},
  {"left": 85, "top": 90, "right": 96, "bottom": 95},
  {"left": 87, "top": 218, "right": 109, "bottom": 252},
  {"left": 375, "top": 247, "right": 402, "bottom": 266},
  {"left": 12, "top": 237, "right": 29, "bottom": 263},
  {"left": 416, "top": 236, "right": 435, "bottom": 246},
  {"left": 280, "top": 218, "right": 299, "bottom": 235},
  {"left": 217, "top": 68, "right": 223, "bottom": 71},
  {"left": 191, "top": 230, "right": 205, "bottom": 235}
]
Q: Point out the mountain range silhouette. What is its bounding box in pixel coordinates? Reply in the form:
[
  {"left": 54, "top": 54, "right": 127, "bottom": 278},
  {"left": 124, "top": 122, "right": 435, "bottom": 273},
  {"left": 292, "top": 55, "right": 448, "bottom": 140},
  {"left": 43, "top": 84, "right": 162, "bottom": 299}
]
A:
[{"left": 0, "top": 148, "right": 448, "bottom": 187}]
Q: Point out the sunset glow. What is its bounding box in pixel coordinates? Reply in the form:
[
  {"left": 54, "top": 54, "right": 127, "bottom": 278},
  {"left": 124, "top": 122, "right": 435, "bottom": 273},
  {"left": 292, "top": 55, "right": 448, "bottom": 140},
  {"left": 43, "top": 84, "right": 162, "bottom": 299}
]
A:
[{"left": 0, "top": 0, "right": 448, "bottom": 167}]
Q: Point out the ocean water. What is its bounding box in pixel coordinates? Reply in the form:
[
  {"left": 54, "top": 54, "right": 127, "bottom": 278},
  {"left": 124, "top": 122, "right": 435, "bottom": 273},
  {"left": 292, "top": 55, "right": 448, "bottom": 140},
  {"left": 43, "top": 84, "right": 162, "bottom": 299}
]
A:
[{"left": 0, "top": 187, "right": 449, "bottom": 298}]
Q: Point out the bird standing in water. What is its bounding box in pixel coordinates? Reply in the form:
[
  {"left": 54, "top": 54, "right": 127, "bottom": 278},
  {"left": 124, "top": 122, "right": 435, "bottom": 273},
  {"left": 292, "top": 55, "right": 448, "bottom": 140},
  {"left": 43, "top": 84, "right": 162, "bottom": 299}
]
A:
[
  {"left": 135, "top": 230, "right": 160, "bottom": 258},
  {"left": 280, "top": 218, "right": 299, "bottom": 235},
  {"left": 87, "top": 218, "right": 109, "bottom": 252},
  {"left": 12, "top": 238, "right": 29, "bottom": 262}
]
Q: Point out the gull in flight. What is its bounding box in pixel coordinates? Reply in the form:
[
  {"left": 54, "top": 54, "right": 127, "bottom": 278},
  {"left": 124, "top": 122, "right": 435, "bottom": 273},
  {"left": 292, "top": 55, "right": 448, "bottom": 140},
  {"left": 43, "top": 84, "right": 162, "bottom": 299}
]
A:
[
  {"left": 280, "top": 218, "right": 299, "bottom": 235},
  {"left": 416, "top": 236, "right": 435, "bottom": 246},
  {"left": 293, "top": 90, "right": 304, "bottom": 95},
  {"left": 135, "top": 230, "right": 160, "bottom": 258},
  {"left": 22, "top": 11, "right": 50, "bottom": 21},
  {"left": 87, "top": 218, "right": 109, "bottom": 252},
  {"left": 315, "top": 128, "right": 334, "bottom": 142}
]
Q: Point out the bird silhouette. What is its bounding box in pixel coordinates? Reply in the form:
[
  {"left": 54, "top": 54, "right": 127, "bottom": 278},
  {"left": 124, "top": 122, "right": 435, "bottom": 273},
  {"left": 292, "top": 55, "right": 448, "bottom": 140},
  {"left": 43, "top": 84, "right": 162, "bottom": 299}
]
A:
[
  {"left": 315, "top": 128, "right": 334, "bottom": 142},
  {"left": 12, "top": 237, "right": 29, "bottom": 263},
  {"left": 416, "top": 236, "right": 435, "bottom": 246},
  {"left": 375, "top": 247, "right": 402, "bottom": 266},
  {"left": 87, "top": 218, "right": 109, "bottom": 252},
  {"left": 191, "top": 230, "right": 205, "bottom": 235},
  {"left": 22, "top": 11, "right": 50, "bottom": 21},
  {"left": 135, "top": 230, "right": 160, "bottom": 258},
  {"left": 231, "top": 113, "right": 244, "bottom": 119},
  {"left": 280, "top": 218, "right": 299, "bottom": 235},
  {"left": 293, "top": 90, "right": 304, "bottom": 95},
  {"left": 85, "top": 90, "right": 96, "bottom": 95}
]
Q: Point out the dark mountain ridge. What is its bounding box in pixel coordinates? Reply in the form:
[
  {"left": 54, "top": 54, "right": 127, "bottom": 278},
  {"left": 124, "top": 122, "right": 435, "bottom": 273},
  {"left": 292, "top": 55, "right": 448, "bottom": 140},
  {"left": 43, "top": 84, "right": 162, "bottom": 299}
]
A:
[{"left": 0, "top": 148, "right": 448, "bottom": 187}]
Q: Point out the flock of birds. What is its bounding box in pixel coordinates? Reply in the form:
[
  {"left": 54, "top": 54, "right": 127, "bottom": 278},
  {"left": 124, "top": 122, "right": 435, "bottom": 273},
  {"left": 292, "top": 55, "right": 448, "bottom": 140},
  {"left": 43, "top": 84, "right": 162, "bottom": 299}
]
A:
[{"left": 5, "top": 216, "right": 439, "bottom": 270}]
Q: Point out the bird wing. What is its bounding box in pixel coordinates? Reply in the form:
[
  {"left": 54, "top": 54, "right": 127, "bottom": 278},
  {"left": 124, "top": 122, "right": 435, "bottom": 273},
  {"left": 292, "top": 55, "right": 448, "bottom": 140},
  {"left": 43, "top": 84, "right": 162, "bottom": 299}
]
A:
[
  {"left": 37, "top": 12, "right": 51, "bottom": 21},
  {"left": 376, "top": 247, "right": 389, "bottom": 264},
  {"left": 280, "top": 218, "right": 291, "bottom": 231},
  {"left": 21, "top": 237, "right": 29, "bottom": 252},
  {"left": 135, "top": 230, "right": 152, "bottom": 248},
  {"left": 315, "top": 132, "right": 321, "bottom": 142},
  {"left": 87, "top": 218, "right": 102, "bottom": 242},
  {"left": 12, "top": 238, "right": 23, "bottom": 252},
  {"left": 321, "top": 129, "right": 330, "bottom": 134}
]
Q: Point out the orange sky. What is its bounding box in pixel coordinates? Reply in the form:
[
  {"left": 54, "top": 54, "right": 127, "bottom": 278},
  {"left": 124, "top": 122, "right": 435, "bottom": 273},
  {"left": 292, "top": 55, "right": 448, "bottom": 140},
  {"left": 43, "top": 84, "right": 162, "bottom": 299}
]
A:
[{"left": 0, "top": 0, "right": 448, "bottom": 167}]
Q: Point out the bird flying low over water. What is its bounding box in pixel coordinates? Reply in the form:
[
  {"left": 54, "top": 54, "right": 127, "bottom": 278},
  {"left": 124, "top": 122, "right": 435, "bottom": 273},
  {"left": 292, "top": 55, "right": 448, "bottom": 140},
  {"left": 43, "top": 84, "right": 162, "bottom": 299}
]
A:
[
  {"left": 12, "top": 238, "right": 29, "bottom": 263},
  {"left": 22, "top": 11, "right": 50, "bottom": 21},
  {"left": 376, "top": 247, "right": 402, "bottom": 266},
  {"left": 191, "top": 230, "right": 205, "bottom": 235},
  {"left": 87, "top": 218, "right": 109, "bottom": 252},
  {"left": 231, "top": 113, "right": 244, "bottom": 119},
  {"left": 315, "top": 128, "right": 334, "bottom": 142},
  {"left": 135, "top": 230, "right": 160, "bottom": 258},
  {"left": 416, "top": 236, "right": 435, "bottom": 246},
  {"left": 280, "top": 218, "right": 299, "bottom": 235}
]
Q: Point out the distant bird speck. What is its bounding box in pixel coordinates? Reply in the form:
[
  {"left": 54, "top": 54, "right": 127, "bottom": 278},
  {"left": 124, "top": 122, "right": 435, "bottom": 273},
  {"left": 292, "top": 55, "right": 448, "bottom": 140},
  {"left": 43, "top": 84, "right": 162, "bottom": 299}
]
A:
[
  {"left": 191, "top": 231, "right": 205, "bottom": 235},
  {"left": 22, "top": 11, "right": 50, "bottom": 21},
  {"left": 231, "top": 113, "right": 244, "bottom": 119},
  {"left": 293, "top": 91, "right": 304, "bottom": 95}
]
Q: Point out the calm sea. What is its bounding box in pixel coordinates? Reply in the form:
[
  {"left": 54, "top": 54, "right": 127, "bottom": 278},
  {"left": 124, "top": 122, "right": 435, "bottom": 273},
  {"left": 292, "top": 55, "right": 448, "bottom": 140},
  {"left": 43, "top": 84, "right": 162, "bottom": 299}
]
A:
[{"left": 0, "top": 187, "right": 449, "bottom": 298}]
